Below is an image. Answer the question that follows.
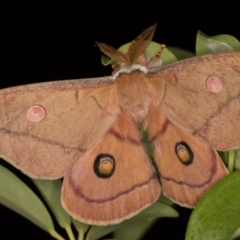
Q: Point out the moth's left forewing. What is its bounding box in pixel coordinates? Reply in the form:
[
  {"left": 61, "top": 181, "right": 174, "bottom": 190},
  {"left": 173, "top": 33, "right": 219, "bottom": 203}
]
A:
[
  {"left": 147, "top": 51, "right": 240, "bottom": 150},
  {"left": 0, "top": 77, "right": 120, "bottom": 179}
]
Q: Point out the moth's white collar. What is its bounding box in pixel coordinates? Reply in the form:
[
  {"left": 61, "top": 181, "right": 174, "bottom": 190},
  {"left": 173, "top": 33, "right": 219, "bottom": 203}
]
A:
[{"left": 113, "top": 64, "right": 148, "bottom": 80}]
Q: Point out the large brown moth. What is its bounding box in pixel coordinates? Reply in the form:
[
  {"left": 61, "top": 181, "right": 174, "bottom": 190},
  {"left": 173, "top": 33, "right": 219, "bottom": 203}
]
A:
[{"left": 0, "top": 25, "right": 239, "bottom": 226}]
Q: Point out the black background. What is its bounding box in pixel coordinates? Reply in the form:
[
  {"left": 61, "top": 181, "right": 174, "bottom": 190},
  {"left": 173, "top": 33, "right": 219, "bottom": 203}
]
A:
[{"left": 1, "top": 2, "right": 239, "bottom": 240}]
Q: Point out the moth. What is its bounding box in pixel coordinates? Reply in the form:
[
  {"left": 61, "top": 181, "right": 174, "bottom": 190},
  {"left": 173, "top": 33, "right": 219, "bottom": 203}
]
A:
[{"left": 0, "top": 25, "right": 239, "bottom": 226}]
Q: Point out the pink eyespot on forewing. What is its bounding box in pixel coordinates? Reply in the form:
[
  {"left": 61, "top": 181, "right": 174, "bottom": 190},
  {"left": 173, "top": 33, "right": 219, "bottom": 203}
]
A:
[
  {"left": 206, "top": 75, "right": 222, "bottom": 93},
  {"left": 26, "top": 105, "right": 46, "bottom": 123}
]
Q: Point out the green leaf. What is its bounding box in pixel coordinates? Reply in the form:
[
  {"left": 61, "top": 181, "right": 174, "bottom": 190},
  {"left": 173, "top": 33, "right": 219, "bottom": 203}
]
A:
[
  {"left": 167, "top": 46, "right": 195, "bottom": 60},
  {"left": 101, "top": 55, "right": 112, "bottom": 66},
  {"left": 232, "top": 226, "right": 240, "bottom": 240},
  {"left": 86, "top": 201, "right": 178, "bottom": 240},
  {"left": 219, "top": 149, "right": 240, "bottom": 172},
  {"left": 0, "top": 165, "right": 63, "bottom": 239},
  {"left": 32, "top": 179, "right": 75, "bottom": 240},
  {"left": 186, "top": 170, "right": 240, "bottom": 240},
  {"left": 113, "top": 219, "right": 157, "bottom": 240},
  {"left": 72, "top": 218, "right": 90, "bottom": 240},
  {"left": 113, "top": 197, "right": 177, "bottom": 240},
  {"left": 234, "top": 149, "right": 240, "bottom": 170},
  {"left": 196, "top": 31, "right": 240, "bottom": 55}
]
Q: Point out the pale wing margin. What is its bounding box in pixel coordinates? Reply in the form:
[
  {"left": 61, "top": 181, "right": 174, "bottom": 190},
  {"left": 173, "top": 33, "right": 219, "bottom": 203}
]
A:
[{"left": 0, "top": 76, "right": 120, "bottom": 179}]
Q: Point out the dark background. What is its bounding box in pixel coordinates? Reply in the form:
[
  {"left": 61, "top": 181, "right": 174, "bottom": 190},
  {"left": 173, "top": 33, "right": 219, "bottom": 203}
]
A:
[{"left": 0, "top": 2, "right": 239, "bottom": 239}]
